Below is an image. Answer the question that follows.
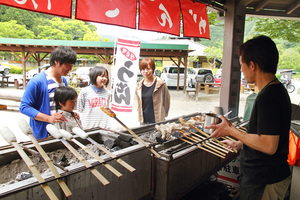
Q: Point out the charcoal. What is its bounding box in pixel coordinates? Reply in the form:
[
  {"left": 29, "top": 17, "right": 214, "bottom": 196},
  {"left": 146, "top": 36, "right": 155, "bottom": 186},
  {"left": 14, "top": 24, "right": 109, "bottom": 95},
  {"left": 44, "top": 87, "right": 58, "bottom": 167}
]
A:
[
  {"left": 57, "top": 155, "right": 70, "bottom": 167},
  {"left": 15, "top": 172, "right": 33, "bottom": 181},
  {"left": 115, "top": 138, "right": 131, "bottom": 148},
  {"left": 130, "top": 140, "right": 138, "bottom": 146},
  {"left": 110, "top": 146, "right": 122, "bottom": 152},
  {"left": 104, "top": 139, "right": 115, "bottom": 149},
  {"left": 118, "top": 135, "right": 132, "bottom": 142},
  {"left": 119, "top": 141, "right": 131, "bottom": 148}
]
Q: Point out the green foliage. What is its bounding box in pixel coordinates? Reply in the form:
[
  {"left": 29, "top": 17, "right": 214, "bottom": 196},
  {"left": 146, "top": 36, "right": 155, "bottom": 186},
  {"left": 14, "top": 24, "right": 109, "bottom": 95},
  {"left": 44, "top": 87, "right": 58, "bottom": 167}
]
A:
[
  {"left": 36, "top": 26, "right": 68, "bottom": 40},
  {"left": 254, "top": 18, "right": 300, "bottom": 42},
  {"left": 0, "top": 20, "right": 35, "bottom": 38},
  {"left": 5, "top": 65, "right": 23, "bottom": 74},
  {"left": 83, "top": 30, "right": 103, "bottom": 41}
]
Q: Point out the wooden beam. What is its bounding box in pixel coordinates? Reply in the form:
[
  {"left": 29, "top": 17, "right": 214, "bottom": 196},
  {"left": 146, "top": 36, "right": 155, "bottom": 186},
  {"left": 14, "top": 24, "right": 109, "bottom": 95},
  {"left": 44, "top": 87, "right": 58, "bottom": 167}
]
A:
[
  {"left": 286, "top": 1, "right": 300, "bottom": 15},
  {"left": 239, "top": 0, "right": 254, "bottom": 6},
  {"left": 255, "top": 0, "right": 270, "bottom": 12}
]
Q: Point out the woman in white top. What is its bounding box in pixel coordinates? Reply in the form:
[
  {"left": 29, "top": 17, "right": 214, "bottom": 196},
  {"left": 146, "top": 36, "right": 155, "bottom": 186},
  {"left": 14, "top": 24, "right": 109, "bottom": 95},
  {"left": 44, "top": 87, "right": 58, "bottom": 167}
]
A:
[{"left": 77, "top": 66, "right": 111, "bottom": 129}]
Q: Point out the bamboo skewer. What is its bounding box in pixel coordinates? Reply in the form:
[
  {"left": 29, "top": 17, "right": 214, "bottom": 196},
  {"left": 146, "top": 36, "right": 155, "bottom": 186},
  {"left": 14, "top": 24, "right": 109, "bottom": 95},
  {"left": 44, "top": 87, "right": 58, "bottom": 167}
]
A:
[
  {"left": 71, "top": 118, "right": 136, "bottom": 172},
  {"left": 179, "top": 118, "right": 238, "bottom": 153},
  {"left": 17, "top": 119, "right": 72, "bottom": 197},
  {"left": 46, "top": 125, "right": 110, "bottom": 186},
  {"left": 179, "top": 137, "right": 225, "bottom": 159},
  {"left": 181, "top": 131, "right": 227, "bottom": 157},
  {"left": 59, "top": 138, "right": 110, "bottom": 185},
  {"left": 185, "top": 130, "right": 232, "bottom": 153},
  {"left": 86, "top": 137, "right": 136, "bottom": 172},
  {"left": 101, "top": 107, "right": 161, "bottom": 158},
  {"left": 189, "top": 133, "right": 230, "bottom": 154},
  {"left": 60, "top": 127, "right": 122, "bottom": 178},
  {"left": 0, "top": 126, "right": 58, "bottom": 200},
  {"left": 70, "top": 138, "right": 122, "bottom": 178}
]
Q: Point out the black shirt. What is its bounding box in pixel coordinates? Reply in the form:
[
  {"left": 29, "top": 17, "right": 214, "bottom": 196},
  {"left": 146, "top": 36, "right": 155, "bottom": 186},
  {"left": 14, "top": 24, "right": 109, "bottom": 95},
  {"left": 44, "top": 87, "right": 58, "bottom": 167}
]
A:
[
  {"left": 241, "top": 83, "right": 291, "bottom": 184},
  {"left": 142, "top": 80, "right": 157, "bottom": 123}
]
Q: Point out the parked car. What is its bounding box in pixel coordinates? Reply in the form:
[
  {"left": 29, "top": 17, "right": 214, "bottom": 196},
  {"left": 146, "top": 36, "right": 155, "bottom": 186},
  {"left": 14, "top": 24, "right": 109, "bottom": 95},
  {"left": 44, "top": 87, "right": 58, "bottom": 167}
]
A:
[
  {"left": 74, "top": 66, "right": 93, "bottom": 86},
  {"left": 26, "top": 64, "right": 50, "bottom": 79},
  {"left": 187, "top": 68, "right": 214, "bottom": 88},
  {"left": 0, "top": 64, "right": 10, "bottom": 75},
  {"left": 160, "top": 66, "right": 192, "bottom": 87}
]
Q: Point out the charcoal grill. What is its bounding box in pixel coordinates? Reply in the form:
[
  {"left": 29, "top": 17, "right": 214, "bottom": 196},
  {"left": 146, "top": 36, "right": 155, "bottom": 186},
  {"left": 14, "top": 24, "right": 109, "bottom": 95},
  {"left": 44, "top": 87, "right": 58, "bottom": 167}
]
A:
[{"left": 0, "top": 112, "right": 240, "bottom": 200}]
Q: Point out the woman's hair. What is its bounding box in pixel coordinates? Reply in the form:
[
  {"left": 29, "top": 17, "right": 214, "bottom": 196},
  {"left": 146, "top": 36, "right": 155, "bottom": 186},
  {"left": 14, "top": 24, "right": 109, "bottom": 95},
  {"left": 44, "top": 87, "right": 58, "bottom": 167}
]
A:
[
  {"left": 238, "top": 35, "right": 278, "bottom": 74},
  {"left": 89, "top": 66, "right": 109, "bottom": 86},
  {"left": 139, "top": 58, "right": 156, "bottom": 72},
  {"left": 54, "top": 86, "right": 78, "bottom": 110}
]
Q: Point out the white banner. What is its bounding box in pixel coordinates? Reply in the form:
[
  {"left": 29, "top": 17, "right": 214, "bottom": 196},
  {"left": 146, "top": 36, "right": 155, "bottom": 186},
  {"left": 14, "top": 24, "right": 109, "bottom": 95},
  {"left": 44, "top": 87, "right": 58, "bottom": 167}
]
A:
[{"left": 111, "top": 38, "right": 141, "bottom": 113}]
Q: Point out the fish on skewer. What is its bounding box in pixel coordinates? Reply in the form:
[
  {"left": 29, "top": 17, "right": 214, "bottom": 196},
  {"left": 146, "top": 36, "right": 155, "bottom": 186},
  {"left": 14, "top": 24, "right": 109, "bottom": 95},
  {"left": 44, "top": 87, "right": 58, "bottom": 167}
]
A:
[
  {"left": 180, "top": 130, "right": 227, "bottom": 157},
  {"left": 179, "top": 117, "right": 238, "bottom": 153},
  {"left": 72, "top": 127, "right": 136, "bottom": 172},
  {"left": 0, "top": 125, "right": 59, "bottom": 200},
  {"left": 101, "top": 106, "right": 161, "bottom": 158},
  {"left": 171, "top": 131, "right": 225, "bottom": 159},
  {"left": 17, "top": 118, "right": 72, "bottom": 197},
  {"left": 59, "top": 129, "right": 122, "bottom": 178},
  {"left": 46, "top": 124, "right": 110, "bottom": 186}
]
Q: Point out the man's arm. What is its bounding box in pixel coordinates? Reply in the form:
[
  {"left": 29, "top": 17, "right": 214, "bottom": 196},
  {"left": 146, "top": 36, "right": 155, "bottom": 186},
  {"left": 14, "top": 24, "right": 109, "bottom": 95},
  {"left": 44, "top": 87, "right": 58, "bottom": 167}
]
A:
[{"left": 208, "top": 116, "right": 280, "bottom": 155}]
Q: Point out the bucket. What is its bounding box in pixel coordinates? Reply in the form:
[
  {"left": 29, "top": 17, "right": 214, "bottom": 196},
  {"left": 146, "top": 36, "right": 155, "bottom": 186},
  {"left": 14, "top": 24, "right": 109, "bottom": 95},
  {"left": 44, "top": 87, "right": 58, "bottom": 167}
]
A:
[{"left": 203, "top": 113, "right": 221, "bottom": 134}]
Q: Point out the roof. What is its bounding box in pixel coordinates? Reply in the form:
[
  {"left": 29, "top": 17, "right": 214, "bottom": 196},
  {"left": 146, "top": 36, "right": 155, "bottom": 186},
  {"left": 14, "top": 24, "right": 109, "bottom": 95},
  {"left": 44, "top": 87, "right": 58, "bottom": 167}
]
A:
[
  {"left": 0, "top": 38, "right": 189, "bottom": 58},
  {"left": 150, "top": 39, "right": 207, "bottom": 56},
  {"left": 200, "top": 0, "right": 300, "bottom": 19}
]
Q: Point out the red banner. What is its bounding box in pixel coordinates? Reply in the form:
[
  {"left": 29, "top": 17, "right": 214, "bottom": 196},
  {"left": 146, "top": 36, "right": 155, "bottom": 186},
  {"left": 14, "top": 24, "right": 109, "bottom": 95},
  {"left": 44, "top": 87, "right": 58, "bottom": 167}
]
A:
[
  {"left": 76, "top": 0, "right": 137, "bottom": 29},
  {"left": 0, "top": 0, "right": 72, "bottom": 18},
  {"left": 180, "top": 0, "right": 210, "bottom": 39},
  {"left": 139, "top": 0, "right": 180, "bottom": 36}
]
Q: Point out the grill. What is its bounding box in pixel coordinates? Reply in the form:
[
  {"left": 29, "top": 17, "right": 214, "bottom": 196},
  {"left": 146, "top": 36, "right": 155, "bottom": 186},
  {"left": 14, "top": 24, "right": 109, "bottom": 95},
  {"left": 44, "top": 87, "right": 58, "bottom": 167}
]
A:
[{"left": 0, "top": 112, "right": 240, "bottom": 200}]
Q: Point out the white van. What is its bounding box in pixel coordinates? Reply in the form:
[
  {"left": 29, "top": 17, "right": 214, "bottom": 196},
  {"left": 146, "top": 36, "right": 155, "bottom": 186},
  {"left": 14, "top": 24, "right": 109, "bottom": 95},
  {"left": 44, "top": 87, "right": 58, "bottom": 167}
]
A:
[{"left": 160, "top": 66, "right": 192, "bottom": 87}]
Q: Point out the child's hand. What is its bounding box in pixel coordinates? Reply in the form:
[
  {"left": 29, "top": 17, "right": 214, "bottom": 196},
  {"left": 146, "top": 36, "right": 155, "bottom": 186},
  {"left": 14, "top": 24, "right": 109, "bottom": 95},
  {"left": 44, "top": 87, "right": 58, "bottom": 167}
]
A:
[{"left": 49, "top": 112, "right": 68, "bottom": 123}]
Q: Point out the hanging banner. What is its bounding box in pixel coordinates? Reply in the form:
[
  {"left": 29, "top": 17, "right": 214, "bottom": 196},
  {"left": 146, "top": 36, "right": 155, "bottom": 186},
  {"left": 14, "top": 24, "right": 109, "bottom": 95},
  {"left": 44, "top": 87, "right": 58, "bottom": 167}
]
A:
[
  {"left": 0, "top": 0, "right": 72, "bottom": 18},
  {"left": 139, "top": 0, "right": 180, "bottom": 36},
  {"left": 76, "top": 0, "right": 137, "bottom": 29},
  {"left": 180, "top": 0, "right": 210, "bottom": 39},
  {"left": 111, "top": 38, "right": 141, "bottom": 113}
]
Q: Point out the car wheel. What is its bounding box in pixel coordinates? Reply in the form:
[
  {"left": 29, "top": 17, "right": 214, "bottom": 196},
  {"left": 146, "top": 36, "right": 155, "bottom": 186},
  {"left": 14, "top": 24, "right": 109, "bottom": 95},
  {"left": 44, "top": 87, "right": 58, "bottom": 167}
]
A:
[
  {"left": 4, "top": 68, "right": 9, "bottom": 75},
  {"left": 204, "top": 74, "right": 214, "bottom": 83}
]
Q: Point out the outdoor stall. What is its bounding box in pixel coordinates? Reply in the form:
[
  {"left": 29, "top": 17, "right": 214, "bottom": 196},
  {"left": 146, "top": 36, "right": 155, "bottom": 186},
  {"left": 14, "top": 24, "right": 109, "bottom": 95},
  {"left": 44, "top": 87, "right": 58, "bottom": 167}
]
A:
[{"left": 0, "top": 112, "right": 241, "bottom": 200}]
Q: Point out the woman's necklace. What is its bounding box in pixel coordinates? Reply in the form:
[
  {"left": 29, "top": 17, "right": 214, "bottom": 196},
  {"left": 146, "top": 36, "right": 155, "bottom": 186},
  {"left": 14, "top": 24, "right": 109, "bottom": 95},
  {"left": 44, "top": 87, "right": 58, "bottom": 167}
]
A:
[{"left": 259, "top": 78, "right": 277, "bottom": 94}]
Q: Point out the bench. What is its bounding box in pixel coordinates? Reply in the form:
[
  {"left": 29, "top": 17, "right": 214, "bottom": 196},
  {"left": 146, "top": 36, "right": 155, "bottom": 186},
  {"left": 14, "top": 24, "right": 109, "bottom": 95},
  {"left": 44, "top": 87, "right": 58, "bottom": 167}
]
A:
[
  {"left": 240, "top": 84, "right": 258, "bottom": 93},
  {"left": 186, "top": 87, "right": 197, "bottom": 98},
  {"left": 197, "top": 83, "right": 220, "bottom": 94}
]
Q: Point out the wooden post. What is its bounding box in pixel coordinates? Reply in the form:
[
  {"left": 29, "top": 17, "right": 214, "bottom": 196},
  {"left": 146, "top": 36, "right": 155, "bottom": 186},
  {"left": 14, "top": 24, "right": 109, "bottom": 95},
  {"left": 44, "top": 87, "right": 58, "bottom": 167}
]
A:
[
  {"left": 204, "top": 84, "right": 210, "bottom": 94},
  {"left": 240, "top": 85, "right": 245, "bottom": 93}
]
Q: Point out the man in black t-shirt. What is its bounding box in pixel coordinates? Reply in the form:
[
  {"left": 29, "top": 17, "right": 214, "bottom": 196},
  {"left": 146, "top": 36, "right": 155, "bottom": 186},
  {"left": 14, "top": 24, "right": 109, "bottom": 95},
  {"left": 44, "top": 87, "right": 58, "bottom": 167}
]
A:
[{"left": 206, "top": 36, "right": 291, "bottom": 200}]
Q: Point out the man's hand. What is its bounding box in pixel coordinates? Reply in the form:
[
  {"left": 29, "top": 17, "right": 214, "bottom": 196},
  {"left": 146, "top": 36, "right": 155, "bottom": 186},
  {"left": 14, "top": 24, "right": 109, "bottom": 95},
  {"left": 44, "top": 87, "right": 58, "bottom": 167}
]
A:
[
  {"left": 222, "top": 139, "right": 243, "bottom": 151},
  {"left": 205, "top": 115, "right": 233, "bottom": 138},
  {"left": 48, "top": 112, "right": 68, "bottom": 124}
]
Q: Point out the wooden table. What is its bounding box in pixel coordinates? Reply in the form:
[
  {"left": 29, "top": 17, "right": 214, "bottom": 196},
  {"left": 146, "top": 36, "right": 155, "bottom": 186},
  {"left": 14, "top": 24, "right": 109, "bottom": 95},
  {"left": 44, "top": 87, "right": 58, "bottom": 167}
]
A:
[
  {"left": 197, "top": 83, "right": 221, "bottom": 94},
  {"left": 1, "top": 76, "right": 10, "bottom": 87}
]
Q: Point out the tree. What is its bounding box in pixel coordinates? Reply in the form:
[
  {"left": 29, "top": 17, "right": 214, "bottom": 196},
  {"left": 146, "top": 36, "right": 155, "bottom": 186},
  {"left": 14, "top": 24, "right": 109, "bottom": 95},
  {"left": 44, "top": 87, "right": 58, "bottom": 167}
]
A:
[
  {"left": 0, "top": 20, "right": 35, "bottom": 38},
  {"left": 83, "top": 30, "right": 103, "bottom": 41},
  {"left": 203, "top": 43, "right": 223, "bottom": 68},
  {"left": 254, "top": 18, "right": 300, "bottom": 42},
  {"left": 36, "top": 26, "right": 68, "bottom": 40}
]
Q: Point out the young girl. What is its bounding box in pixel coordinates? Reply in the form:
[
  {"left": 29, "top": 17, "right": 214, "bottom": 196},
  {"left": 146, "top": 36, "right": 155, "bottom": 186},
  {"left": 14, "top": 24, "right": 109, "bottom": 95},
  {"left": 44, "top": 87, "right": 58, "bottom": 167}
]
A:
[
  {"left": 53, "top": 86, "right": 81, "bottom": 132},
  {"left": 77, "top": 66, "right": 111, "bottom": 129}
]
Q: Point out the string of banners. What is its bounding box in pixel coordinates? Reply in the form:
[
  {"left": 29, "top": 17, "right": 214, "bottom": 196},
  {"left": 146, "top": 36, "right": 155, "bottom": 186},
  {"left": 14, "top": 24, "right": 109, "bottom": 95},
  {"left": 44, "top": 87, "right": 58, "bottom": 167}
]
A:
[{"left": 0, "top": 0, "right": 210, "bottom": 39}]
